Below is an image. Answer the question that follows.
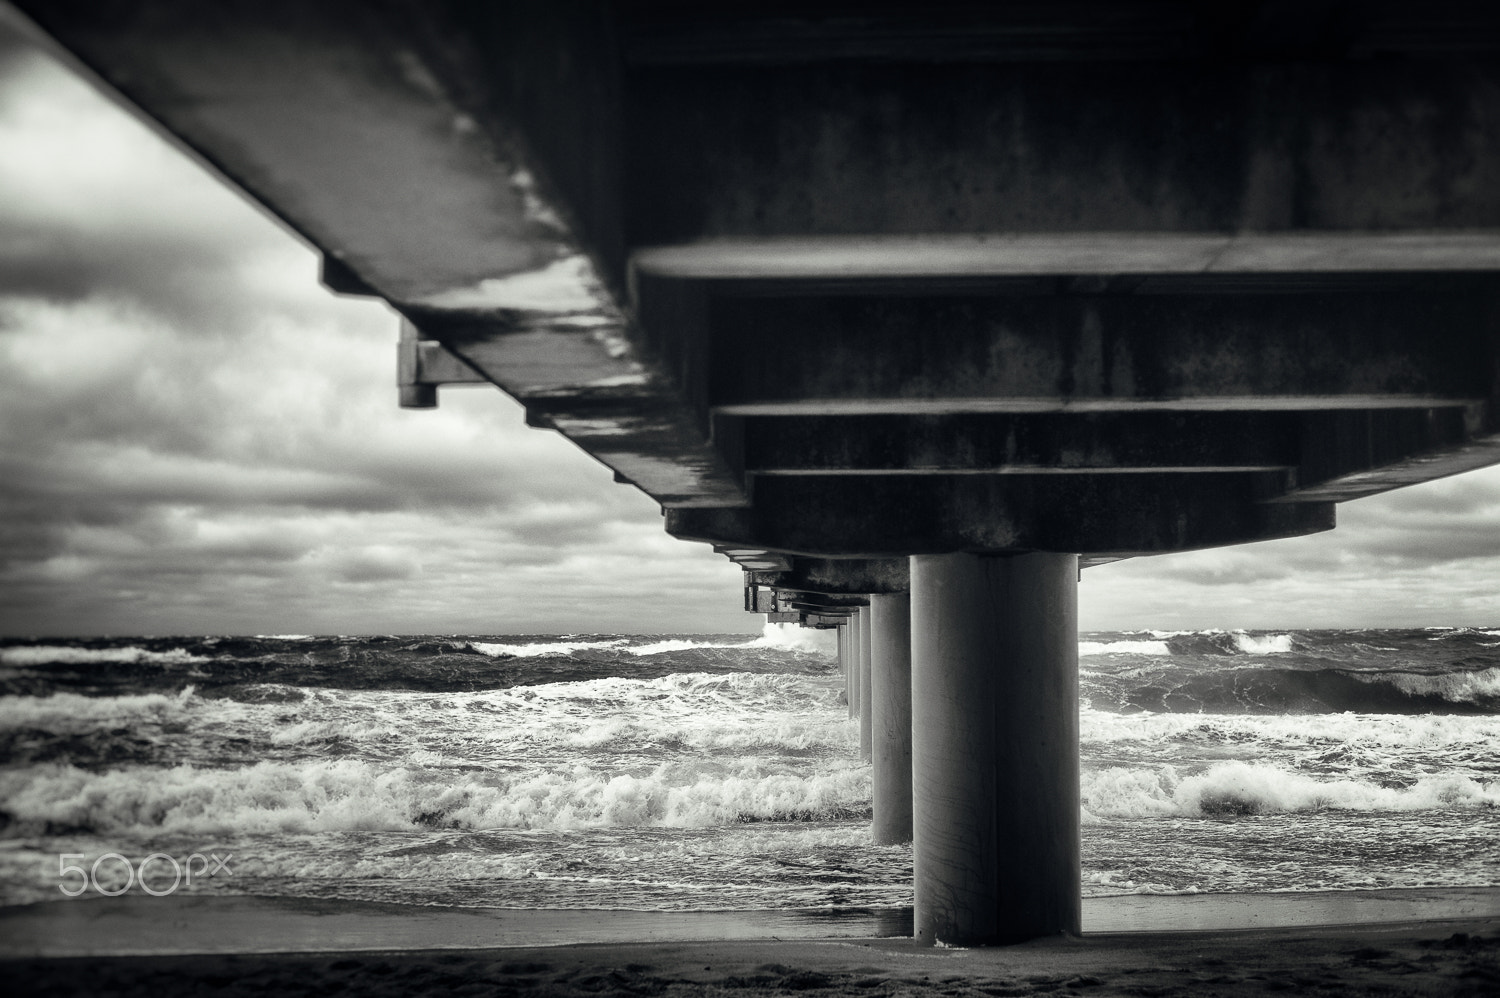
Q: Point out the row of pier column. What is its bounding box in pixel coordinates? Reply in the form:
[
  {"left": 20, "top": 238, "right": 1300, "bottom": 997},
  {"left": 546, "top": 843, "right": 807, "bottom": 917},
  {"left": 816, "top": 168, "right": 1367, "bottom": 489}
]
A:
[{"left": 832, "top": 551, "right": 1081, "bottom": 946}]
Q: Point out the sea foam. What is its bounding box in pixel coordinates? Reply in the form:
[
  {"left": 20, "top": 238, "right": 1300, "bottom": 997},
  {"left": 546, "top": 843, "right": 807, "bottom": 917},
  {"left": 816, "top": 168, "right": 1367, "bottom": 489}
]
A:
[
  {"left": 1232, "top": 632, "right": 1294, "bottom": 655},
  {"left": 1079, "top": 639, "right": 1172, "bottom": 656},
  {"left": 0, "top": 688, "right": 198, "bottom": 731},
  {"left": 469, "top": 639, "right": 628, "bottom": 658},
  {"left": 0, "top": 757, "right": 872, "bottom": 836},
  {"left": 1082, "top": 760, "right": 1499, "bottom": 818},
  {"left": 0, "top": 645, "right": 209, "bottom": 666}
]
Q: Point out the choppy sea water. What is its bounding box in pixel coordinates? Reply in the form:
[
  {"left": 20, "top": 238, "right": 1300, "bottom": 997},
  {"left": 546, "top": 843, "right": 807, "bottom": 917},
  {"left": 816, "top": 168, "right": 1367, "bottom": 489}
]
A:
[{"left": 0, "top": 626, "right": 1496, "bottom": 910}]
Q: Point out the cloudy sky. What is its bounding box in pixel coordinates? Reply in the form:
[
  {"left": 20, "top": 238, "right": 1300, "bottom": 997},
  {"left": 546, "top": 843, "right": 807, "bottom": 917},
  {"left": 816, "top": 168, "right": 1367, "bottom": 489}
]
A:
[{"left": 2, "top": 26, "right": 1499, "bottom": 637}]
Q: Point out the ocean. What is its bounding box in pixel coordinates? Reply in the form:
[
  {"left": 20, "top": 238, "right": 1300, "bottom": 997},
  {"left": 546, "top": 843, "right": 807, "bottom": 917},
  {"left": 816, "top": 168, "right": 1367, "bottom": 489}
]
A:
[{"left": 0, "top": 626, "right": 1496, "bottom": 912}]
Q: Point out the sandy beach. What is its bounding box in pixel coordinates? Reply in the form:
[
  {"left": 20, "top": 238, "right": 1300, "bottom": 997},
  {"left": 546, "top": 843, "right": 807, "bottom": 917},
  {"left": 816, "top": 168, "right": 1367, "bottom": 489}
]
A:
[
  {"left": 3, "top": 890, "right": 1497, "bottom": 996},
  {"left": 3, "top": 917, "right": 1496, "bottom": 996}
]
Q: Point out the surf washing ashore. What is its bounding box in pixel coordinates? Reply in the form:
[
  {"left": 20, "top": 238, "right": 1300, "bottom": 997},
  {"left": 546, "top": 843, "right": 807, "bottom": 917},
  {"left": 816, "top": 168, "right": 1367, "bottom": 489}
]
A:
[{"left": 0, "top": 625, "right": 1496, "bottom": 917}]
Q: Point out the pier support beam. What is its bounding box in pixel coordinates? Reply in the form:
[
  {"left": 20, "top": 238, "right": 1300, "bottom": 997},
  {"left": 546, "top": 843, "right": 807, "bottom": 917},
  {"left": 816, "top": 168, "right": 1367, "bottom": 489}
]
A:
[
  {"left": 869, "top": 591, "right": 913, "bottom": 845},
  {"left": 910, "top": 551, "right": 1080, "bottom": 946},
  {"left": 858, "top": 605, "right": 873, "bottom": 760}
]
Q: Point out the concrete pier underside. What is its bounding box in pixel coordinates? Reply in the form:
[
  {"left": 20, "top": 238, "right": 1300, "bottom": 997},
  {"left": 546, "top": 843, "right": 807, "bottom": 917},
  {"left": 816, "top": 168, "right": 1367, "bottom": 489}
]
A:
[{"left": 16, "top": 0, "right": 1500, "bottom": 946}]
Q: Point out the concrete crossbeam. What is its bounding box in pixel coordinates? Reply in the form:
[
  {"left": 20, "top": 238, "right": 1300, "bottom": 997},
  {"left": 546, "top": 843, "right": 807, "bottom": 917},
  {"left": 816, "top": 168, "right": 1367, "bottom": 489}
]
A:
[
  {"left": 693, "top": 287, "right": 1499, "bottom": 411},
  {"left": 1288, "top": 407, "right": 1500, "bottom": 502},
  {"left": 724, "top": 410, "right": 1302, "bottom": 475},
  {"left": 724, "top": 406, "right": 1500, "bottom": 505},
  {"left": 669, "top": 473, "right": 1333, "bottom": 557},
  {"left": 620, "top": 4, "right": 1500, "bottom": 67},
  {"left": 747, "top": 559, "right": 910, "bottom": 596},
  {"left": 776, "top": 592, "right": 868, "bottom": 609},
  {"left": 634, "top": 233, "right": 1500, "bottom": 280},
  {"left": 748, "top": 557, "right": 1121, "bottom": 594},
  {"left": 626, "top": 59, "right": 1500, "bottom": 243}
]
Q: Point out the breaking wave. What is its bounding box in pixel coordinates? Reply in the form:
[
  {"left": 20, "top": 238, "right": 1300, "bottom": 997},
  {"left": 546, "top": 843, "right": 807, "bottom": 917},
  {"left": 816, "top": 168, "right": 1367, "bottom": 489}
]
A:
[
  {"left": 1080, "top": 639, "right": 1172, "bottom": 656},
  {"left": 0, "top": 758, "right": 872, "bottom": 836},
  {"left": 0, "top": 645, "right": 209, "bottom": 666},
  {"left": 1367, "top": 666, "right": 1500, "bottom": 704},
  {"left": 1080, "top": 631, "right": 1294, "bottom": 658},
  {"left": 0, "top": 688, "right": 197, "bottom": 731},
  {"left": 1082, "top": 663, "right": 1500, "bottom": 714},
  {"left": 470, "top": 626, "right": 835, "bottom": 661},
  {"left": 1082, "top": 761, "right": 1499, "bottom": 818},
  {"left": 469, "top": 639, "right": 629, "bottom": 658}
]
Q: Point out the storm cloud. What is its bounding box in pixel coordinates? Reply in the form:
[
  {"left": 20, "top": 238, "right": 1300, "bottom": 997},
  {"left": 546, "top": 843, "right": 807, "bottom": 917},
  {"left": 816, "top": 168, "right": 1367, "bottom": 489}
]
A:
[{"left": 0, "top": 31, "right": 748, "bottom": 636}]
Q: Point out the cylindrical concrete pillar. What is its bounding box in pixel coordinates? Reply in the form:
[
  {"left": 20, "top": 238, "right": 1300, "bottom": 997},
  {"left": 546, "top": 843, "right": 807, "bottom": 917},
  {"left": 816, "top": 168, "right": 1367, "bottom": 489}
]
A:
[
  {"left": 847, "top": 610, "right": 861, "bottom": 720},
  {"left": 858, "top": 603, "right": 873, "bottom": 760},
  {"left": 837, "top": 623, "right": 849, "bottom": 711},
  {"left": 910, "top": 551, "right": 1080, "bottom": 946},
  {"left": 869, "top": 591, "right": 912, "bottom": 845}
]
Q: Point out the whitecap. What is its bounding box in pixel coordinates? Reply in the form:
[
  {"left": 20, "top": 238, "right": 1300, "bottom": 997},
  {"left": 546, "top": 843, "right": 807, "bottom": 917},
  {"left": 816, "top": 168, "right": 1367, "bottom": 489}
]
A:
[
  {"left": 1231, "top": 632, "right": 1293, "bottom": 654},
  {"left": 1363, "top": 666, "right": 1500, "bottom": 705},
  {"left": 0, "top": 755, "right": 872, "bottom": 835},
  {"left": 468, "top": 639, "right": 628, "bottom": 658},
  {"left": 1079, "top": 639, "right": 1171, "bottom": 656},
  {"left": 0, "top": 687, "right": 199, "bottom": 732},
  {"left": 1081, "top": 759, "right": 1500, "bottom": 819},
  {"left": 0, "top": 645, "right": 209, "bottom": 666}
]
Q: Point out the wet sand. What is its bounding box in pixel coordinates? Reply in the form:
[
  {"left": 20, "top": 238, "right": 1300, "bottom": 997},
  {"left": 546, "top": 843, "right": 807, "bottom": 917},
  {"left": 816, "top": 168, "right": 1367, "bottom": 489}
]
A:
[
  {"left": 3, "top": 888, "right": 1497, "bottom": 957},
  {"left": 3, "top": 890, "right": 1497, "bottom": 996},
  {"left": 4, "top": 919, "right": 1497, "bottom": 996}
]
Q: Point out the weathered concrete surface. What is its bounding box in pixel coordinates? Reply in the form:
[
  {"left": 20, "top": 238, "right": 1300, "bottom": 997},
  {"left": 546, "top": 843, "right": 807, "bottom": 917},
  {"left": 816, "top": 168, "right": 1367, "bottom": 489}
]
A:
[
  {"left": 911, "top": 552, "right": 1080, "bottom": 947},
  {"left": 1287, "top": 405, "right": 1500, "bottom": 502},
  {"left": 729, "top": 410, "right": 1300, "bottom": 474},
  {"left": 626, "top": 60, "right": 1500, "bottom": 242},
  {"left": 838, "top": 619, "right": 849, "bottom": 713},
  {"left": 669, "top": 473, "right": 1334, "bottom": 557},
  {"left": 858, "top": 607, "right": 873, "bottom": 761},
  {"left": 747, "top": 559, "right": 910, "bottom": 596},
  {"left": 693, "top": 285, "right": 1498, "bottom": 410},
  {"left": 846, "top": 609, "right": 861, "bottom": 723},
  {"left": 398, "top": 322, "right": 487, "bottom": 409},
  {"left": 634, "top": 232, "right": 1500, "bottom": 279},
  {"left": 869, "top": 592, "right": 913, "bottom": 846}
]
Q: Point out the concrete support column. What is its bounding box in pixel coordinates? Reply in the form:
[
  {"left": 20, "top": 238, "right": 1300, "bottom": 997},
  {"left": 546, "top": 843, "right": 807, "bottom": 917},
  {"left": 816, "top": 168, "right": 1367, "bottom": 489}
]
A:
[
  {"left": 837, "top": 623, "right": 849, "bottom": 710},
  {"left": 869, "top": 591, "right": 913, "bottom": 845},
  {"left": 910, "top": 551, "right": 1080, "bottom": 946},
  {"left": 858, "top": 604, "right": 873, "bottom": 760},
  {"left": 847, "top": 610, "right": 861, "bottom": 720}
]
